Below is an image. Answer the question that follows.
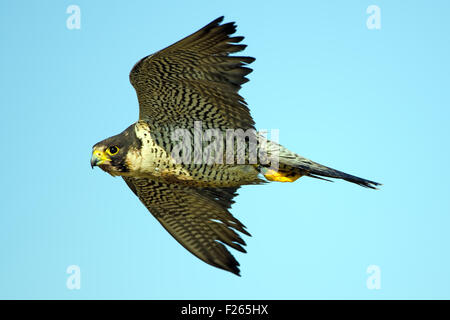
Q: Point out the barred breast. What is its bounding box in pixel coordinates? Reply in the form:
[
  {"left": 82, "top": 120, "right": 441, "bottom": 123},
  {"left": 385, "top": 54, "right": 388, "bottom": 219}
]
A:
[{"left": 127, "top": 121, "right": 262, "bottom": 187}]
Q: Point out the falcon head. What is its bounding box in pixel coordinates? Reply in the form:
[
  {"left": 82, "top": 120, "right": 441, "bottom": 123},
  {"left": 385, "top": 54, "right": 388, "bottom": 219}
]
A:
[{"left": 91, "top": 124, "right": 142, "bottom": 176}]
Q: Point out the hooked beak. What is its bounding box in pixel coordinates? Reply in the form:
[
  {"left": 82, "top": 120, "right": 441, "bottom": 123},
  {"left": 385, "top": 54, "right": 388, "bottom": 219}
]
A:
[{"left": 91, "top": 149, "right": 110, "bottom": 168}]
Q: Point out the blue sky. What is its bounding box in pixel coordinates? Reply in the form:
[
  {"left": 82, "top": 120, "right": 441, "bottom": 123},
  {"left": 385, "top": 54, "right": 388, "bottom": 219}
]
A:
[{"left": 1, "top": 0, "right": 449, "bottom": 299}]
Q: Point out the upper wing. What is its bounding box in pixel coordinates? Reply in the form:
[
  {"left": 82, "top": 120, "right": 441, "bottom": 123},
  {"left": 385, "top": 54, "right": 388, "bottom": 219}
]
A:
[
  {"left": 129, "top": 16, "right": 255, "bottom": 130},
  {"left": 123, "top": 176, "right": 250, "bottom": 276}
]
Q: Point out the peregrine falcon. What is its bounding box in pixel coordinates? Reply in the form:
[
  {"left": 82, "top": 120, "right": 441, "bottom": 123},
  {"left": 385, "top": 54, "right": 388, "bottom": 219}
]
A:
[{"left": 91, "top": 17, "right": 380, "bottom": 276}]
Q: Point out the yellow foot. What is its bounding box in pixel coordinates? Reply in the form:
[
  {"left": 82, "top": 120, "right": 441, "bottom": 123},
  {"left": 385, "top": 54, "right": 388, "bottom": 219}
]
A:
[{"left": 263, "top": 169, "right": 303, "bottom": 182}]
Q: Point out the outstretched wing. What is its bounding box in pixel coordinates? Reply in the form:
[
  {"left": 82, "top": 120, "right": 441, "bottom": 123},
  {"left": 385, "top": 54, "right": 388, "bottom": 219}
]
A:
[
  {"left": 129, "top": 16, "right": 255, "bottom": 130},
  {"left": 123, "top": 177, "right": 249, "bottom": 275}
]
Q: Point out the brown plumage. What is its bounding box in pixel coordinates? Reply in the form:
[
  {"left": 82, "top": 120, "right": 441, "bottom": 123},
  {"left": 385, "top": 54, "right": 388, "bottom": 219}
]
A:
[
  {"left": 91, "top": 16, "right": 380, "bottom": 276},
  {"left": 123, "top": 177, "right": 246, "bottom": 275},
  {"left": 129, "top": 17, "right": 255, "bottom": 130}
]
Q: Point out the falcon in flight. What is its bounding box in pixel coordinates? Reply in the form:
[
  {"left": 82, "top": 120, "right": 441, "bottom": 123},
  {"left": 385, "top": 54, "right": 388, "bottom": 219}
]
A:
[{"left": 91, "top": 17, "right": 380, "bottom": 276}]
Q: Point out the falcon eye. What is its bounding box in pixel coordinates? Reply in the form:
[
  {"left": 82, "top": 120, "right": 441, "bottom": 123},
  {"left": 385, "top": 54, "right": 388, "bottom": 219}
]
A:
[{"left": 107, "top": 146, "right": 119, "bottom": 155}]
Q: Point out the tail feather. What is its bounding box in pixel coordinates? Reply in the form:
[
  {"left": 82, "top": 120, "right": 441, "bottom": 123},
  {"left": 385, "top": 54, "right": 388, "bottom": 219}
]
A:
[
  {"left": 263, "top": 140, "right": 381, "bottom": 189},
  {"left": 303, "top": 163, "right": 381, "bottom": 189},
  {"left": 306, "top": 173, "right": 334, "bottom": 183}
]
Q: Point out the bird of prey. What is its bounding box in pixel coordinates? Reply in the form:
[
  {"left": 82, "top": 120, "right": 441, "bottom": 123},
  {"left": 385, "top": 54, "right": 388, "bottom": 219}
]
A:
[{"left": 91, "top": 16, "right": 380, "bottom": 276}]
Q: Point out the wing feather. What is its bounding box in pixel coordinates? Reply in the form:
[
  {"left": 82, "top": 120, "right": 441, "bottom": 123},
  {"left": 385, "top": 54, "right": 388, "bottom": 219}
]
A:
[
  {"left": 123, "top": 177, "right": 249, "bottom": 275},
  {"left": 129, "top": 16, "right": 255, "bottom": 130}
]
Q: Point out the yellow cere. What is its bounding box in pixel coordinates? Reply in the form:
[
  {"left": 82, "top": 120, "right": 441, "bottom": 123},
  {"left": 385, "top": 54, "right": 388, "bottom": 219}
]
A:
[{"left": 92, "top": 149, "right": 110, "bottom": 164}]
